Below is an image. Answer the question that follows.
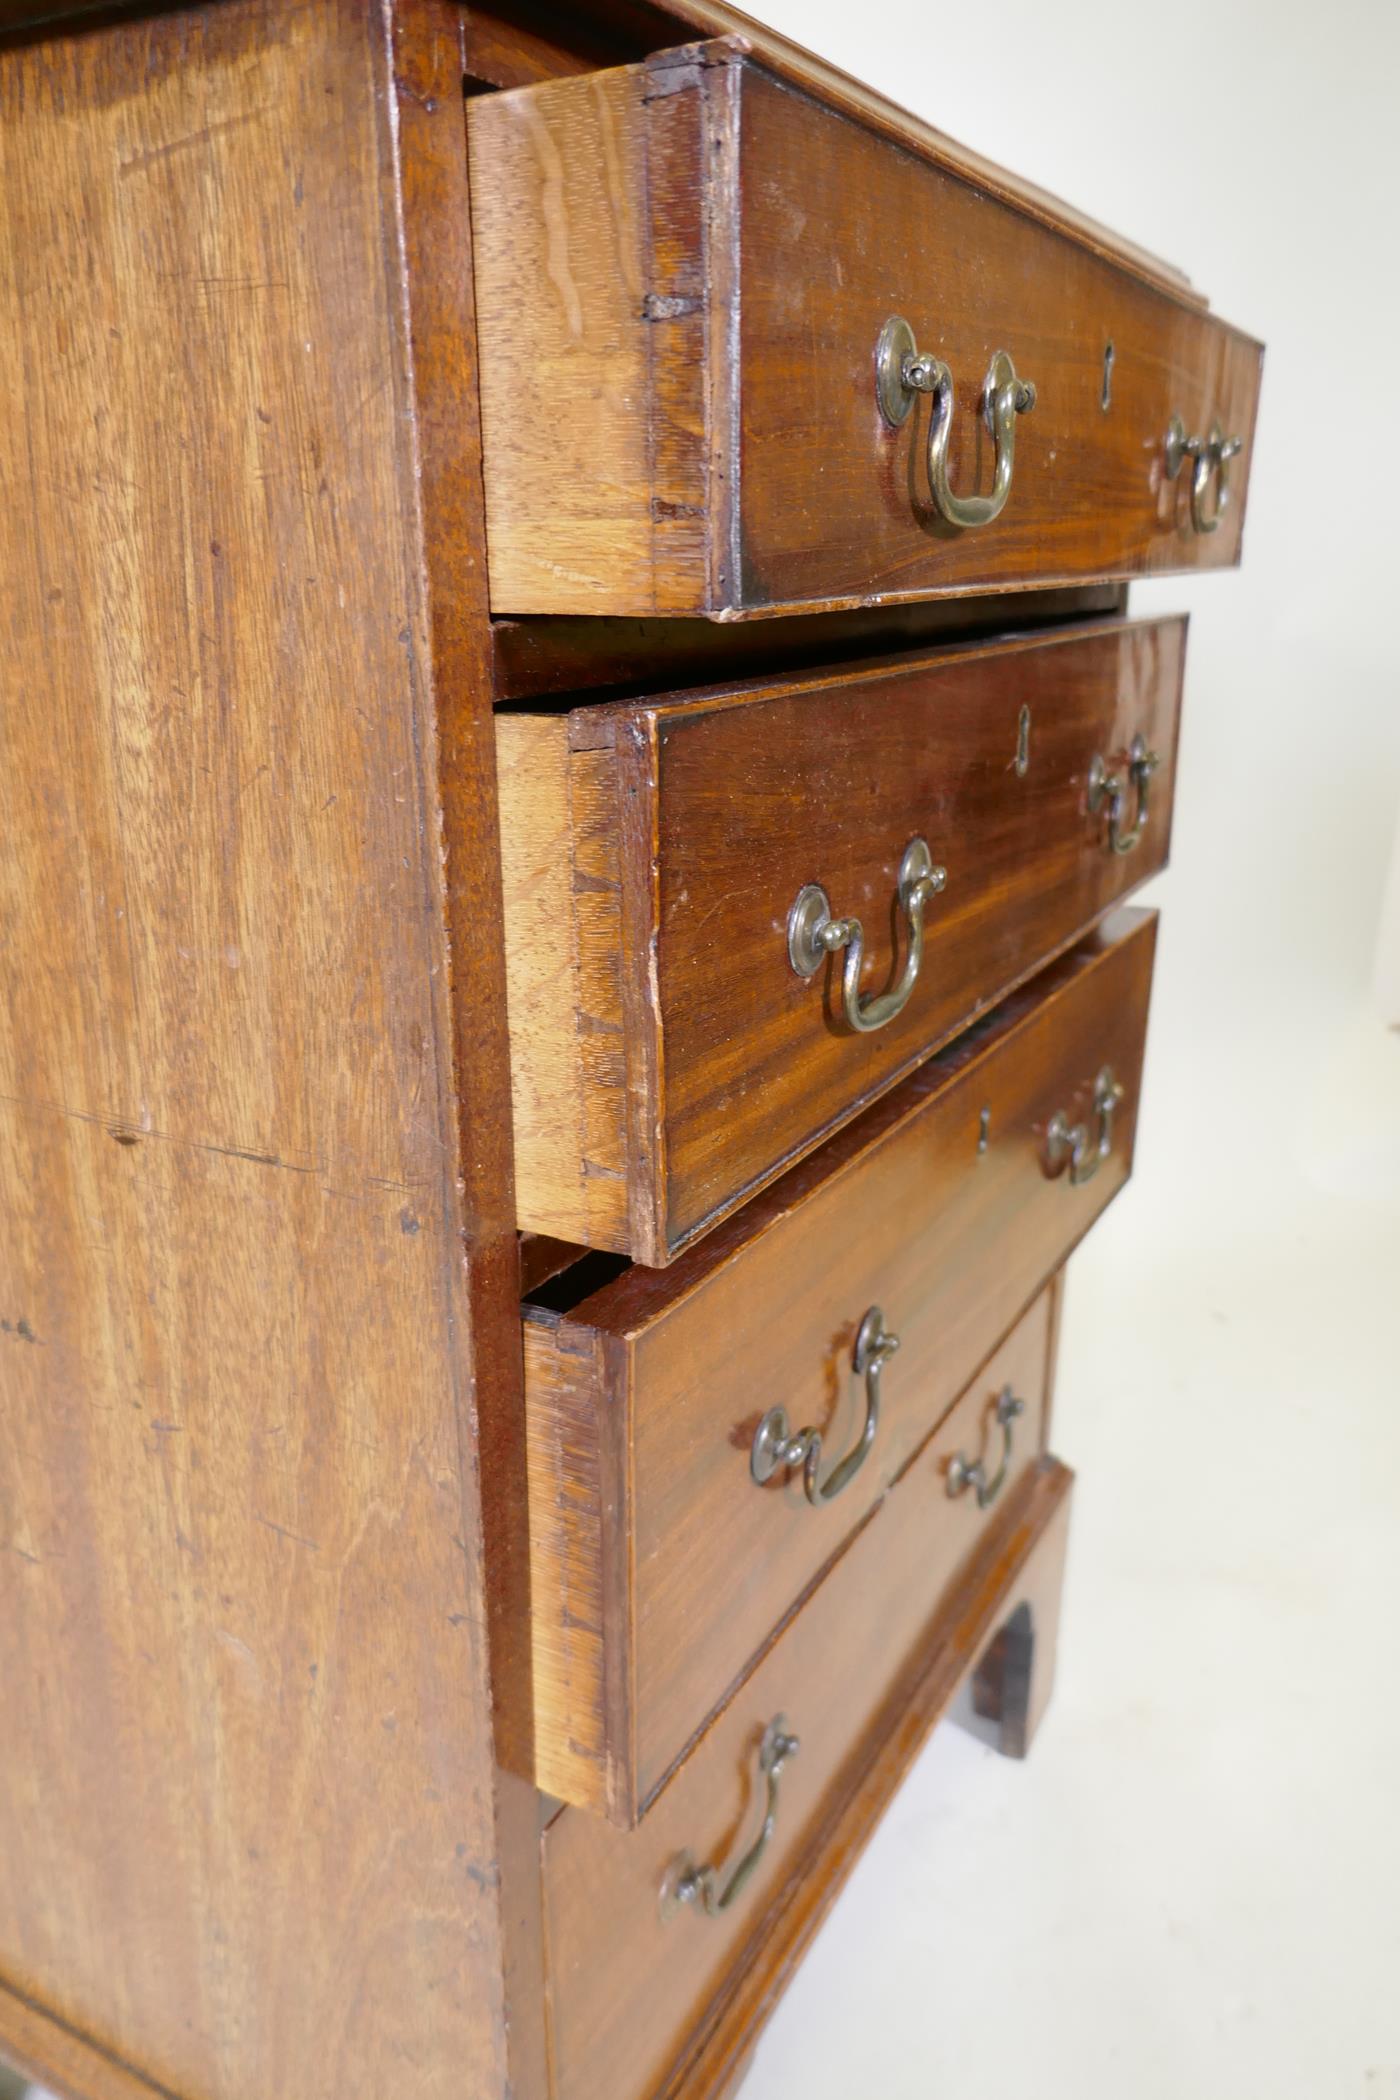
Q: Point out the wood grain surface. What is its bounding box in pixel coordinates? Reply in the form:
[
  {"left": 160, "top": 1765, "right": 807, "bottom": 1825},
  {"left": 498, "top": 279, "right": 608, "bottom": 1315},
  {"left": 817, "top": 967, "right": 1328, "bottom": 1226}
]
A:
[
  {"left": 499, "top": 618, "right": 1181, "bottom": 1261},
  {"left": 0, "top": 7, "right": 531, "bottom": 2097},
  {"left": 468, "top": 42, "right": 1261, "bottom": 617},
  {"left": 519, "top": 909, "right": 1154, "bottom": 1822},
  {"left": 541, "top": 1317, "right": 1068, "bottom": 2100}
]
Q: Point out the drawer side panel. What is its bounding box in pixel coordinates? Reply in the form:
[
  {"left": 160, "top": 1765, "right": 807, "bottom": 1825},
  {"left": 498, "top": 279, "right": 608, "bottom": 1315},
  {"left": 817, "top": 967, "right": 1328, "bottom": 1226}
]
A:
[
  {"left": 523, "top": 1315, "right": 633, "bottom": 1817},
  {"left": 497, "top": 721, "right": 630, "bottom": 1249},
  {"left": 468, "top": 64, "right": 661, "bottom": 611}
]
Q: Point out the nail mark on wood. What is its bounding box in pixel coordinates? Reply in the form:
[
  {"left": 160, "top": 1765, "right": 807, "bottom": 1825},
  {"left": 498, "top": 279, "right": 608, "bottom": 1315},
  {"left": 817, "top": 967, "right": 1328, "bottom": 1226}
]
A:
[{"left": 642, "top": 292, "right": 702, "bottom": 320}]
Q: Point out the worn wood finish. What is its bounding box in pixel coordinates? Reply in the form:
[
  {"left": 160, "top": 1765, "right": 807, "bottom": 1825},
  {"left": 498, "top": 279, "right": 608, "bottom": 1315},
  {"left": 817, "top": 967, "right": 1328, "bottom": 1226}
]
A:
[
  {"left": 498, "top": 619, "right": 1181, "bottom": 1261},
  {"left": 541, "top": 1348, "right": 1072, "bottom": 2100},
  {"left": 519, "top": 910, "right": 1154, "bottom": 1823},
  {"left": 496, "top": 722, "right": 634, "bottom": 1249},
  {"left": 467, "top": 42, "right": 1261, "bottom": 618},
  {"left": 0, "top": 6, "right": 528, "bottom": 2097},
  {"left": 659, "top": 1455, "right": 1075, "bottom": 2100}
]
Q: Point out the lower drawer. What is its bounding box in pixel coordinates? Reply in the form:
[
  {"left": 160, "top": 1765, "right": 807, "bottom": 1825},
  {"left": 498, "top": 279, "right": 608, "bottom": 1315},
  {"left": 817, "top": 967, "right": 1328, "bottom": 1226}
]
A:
[
  {"left": 542, "top": 1283, "right": 1061, "bottom": 2100},
  {"left": 522, "top": 907, "right": 1155, "bottom": 1824}
]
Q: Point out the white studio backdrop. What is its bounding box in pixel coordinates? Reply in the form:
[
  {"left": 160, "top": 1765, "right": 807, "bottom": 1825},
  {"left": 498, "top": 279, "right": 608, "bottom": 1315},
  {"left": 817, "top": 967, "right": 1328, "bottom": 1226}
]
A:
[{"left": 736, "top": 2, "right": 1400, "bottom": 2096}]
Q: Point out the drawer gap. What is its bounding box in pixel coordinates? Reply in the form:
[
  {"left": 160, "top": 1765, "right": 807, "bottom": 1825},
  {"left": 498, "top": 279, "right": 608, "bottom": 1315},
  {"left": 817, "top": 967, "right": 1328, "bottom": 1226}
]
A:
[{"left": 524, "top": 1249, "right": 630, "bottom": 1316}]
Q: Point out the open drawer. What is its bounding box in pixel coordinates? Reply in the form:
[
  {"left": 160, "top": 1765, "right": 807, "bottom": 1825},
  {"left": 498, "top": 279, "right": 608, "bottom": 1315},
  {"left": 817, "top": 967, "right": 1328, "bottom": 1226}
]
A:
[
  {"left": 498, "top": 617, "right": 1181, "bottom": 1263},
  {"left": 467, "top": 41, "right": 1261, "bottom": 618}
]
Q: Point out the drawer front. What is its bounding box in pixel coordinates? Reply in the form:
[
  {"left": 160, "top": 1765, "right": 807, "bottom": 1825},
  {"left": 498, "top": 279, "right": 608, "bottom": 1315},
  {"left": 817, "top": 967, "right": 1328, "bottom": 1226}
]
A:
[
  {"left": 542, "top": 1285, "right": 1059, "bottom": 2100},
  {"left": 521, "top": 909, "right": 1155, "bottom": 1823},
  {"left": 733, "top": 65, "right": 1259, "bottom": 611},
  {"left": 500, "top": 617, "right": 1180, "bottom": 1263},
  {"left": 468, "top": 45, "right": 1261, "bottom": 619}
]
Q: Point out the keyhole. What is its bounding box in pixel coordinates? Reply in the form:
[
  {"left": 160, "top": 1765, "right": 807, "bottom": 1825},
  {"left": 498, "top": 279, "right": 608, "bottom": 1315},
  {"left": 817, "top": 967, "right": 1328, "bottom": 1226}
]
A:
[{"left": 1101, "top": 340, "right": 1115, "bottom": 411}]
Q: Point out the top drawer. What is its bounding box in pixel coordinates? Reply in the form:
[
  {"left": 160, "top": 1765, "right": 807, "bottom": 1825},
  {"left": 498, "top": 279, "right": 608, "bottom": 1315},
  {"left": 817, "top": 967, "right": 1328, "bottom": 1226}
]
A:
[{"left": 466, "top": 40, "right": 1262, "bottom": 619}]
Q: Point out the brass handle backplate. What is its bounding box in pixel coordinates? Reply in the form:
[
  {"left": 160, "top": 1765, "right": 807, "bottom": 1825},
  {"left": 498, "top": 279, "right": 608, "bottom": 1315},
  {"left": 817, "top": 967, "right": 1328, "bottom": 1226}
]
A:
[
  {"left": 751, "top": 1307, "right": 899, "bottom": 1507},
  {"left": 1165, "top": 415, "right": 1242, "bottom": 534},
  {"left": 948, "top": 1383, "right": 1026, "bottom": 1511},
  {"left": 1087, "top": 733, "right": 1160, "bottom": 856},
  {"left": 661, "top": 1717, "right": 800, "bottom": 1921},
  {"left": 788, "top": 838, "right": 946, "bottom": 1035},
  {"left": 1046, "top": 1065, "right": 1124, "bottom": 1186},
  {"left": 877, "top": 315, "right": 1036, "bottom": 531}
]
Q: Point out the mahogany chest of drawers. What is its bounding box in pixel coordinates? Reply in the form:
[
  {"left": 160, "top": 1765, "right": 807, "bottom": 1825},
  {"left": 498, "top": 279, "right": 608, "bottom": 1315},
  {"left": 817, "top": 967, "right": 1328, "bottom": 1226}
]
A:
[{"left": 0, "top": 6, "right": 1259, "bottom": 2100}]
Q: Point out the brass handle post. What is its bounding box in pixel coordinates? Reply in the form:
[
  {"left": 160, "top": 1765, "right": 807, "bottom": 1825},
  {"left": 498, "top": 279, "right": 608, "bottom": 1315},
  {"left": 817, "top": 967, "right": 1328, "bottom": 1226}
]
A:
[
  {"left": 751, "top": 1307, "right": 899, "bottom": 1507},
  {"left": 1087, "top": 732, "right": 1160, "bottom": 856},
  {"left": 662, "top": 1718, "right": 800, "bottom": 1920},
  {"left": 788, "top": 838, "right": 946, "bottom": 1035},
  {"left": 1046, "top": 1065, "right": 1124, "bottom": 1186},
  {"left": 947, "top": 1384, "right": 1026, "bottom": 1511},
  {"left": 1165, "top": 415, "right": 1242, "bottom": 534}
]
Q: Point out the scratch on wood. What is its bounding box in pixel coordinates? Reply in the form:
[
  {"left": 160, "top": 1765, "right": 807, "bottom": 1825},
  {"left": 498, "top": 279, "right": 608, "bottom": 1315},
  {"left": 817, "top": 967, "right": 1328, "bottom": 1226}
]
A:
[
  {"left": 254, "top": 1514, "right": 320, "bottom": 1552},
  {"left": 118, "top": 109, "right": 265, "bottom": 179},
  {"left": 197, "top": 1142, "right": 322, "bottom": 1174},
  {"left": 0, "top": 1088, "right": 327, "bottom": 1179}
]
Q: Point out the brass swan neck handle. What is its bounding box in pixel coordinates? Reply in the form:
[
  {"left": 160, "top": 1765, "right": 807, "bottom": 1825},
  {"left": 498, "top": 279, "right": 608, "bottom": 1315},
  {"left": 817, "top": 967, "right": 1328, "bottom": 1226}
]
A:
[{"left": 877, "top": 315, "right": 1036, "bottom": 531}]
